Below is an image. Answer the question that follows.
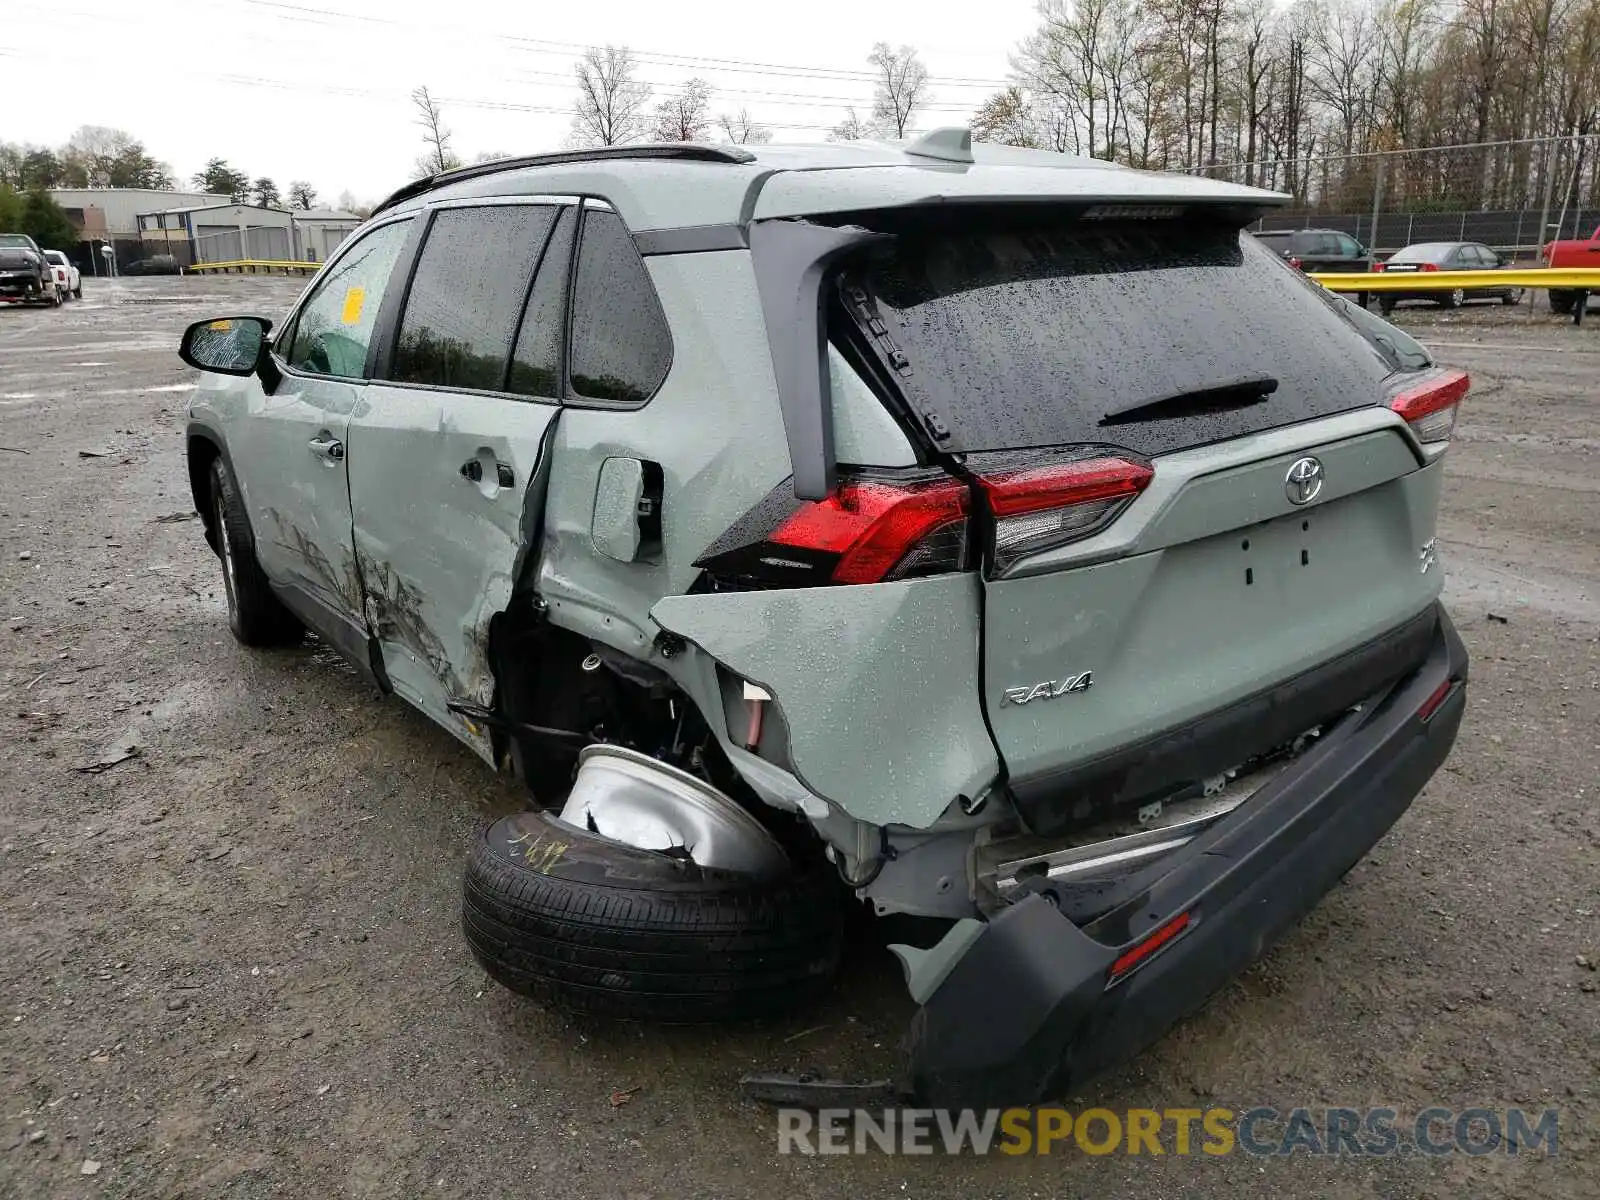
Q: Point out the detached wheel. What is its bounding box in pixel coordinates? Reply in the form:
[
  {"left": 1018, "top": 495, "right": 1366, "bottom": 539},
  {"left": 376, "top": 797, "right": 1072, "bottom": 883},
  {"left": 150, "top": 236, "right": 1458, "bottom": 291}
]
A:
[
  {"left": 208, "top": 457, "right": 303, "bottom": 646},
  {"left": 464, "top": 806, "right": 847, "bottom": 1022}
]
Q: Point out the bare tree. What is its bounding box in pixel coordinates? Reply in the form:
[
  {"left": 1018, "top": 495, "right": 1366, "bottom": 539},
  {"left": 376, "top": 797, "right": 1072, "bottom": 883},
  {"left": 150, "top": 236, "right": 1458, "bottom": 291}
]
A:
[
  {"left": 868, "top": 42, "right": 932, "bottom": 137},
  {"left": 288, "top": 180, "right": 318, "bottom": 209},
  {"left": 411, "top": 85, "right": 461, "bottom": 175},
  {"left": 336, "top": 189, "right": 372, "bottom": 218},
  {"left": 971, "top": 87, "right": 1041, "bottom": 146},
  {"left": 717, "top": 107, "right": 773, "bottom": 144},
  {"left": 653, "top": 78, "right": 714, "bottom": 142},
  {"left": 829, "top": 107, "right": 872, "bottom": 141},
  {"left": 570, "top": 46, "right": 653, "bottom": 147}
]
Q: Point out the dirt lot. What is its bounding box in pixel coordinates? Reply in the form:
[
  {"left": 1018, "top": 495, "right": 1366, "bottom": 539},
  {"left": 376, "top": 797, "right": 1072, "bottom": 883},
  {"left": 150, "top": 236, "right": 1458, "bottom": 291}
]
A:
[{"left": 1, "top": 277, "right": 1596, "bottom": 1198}]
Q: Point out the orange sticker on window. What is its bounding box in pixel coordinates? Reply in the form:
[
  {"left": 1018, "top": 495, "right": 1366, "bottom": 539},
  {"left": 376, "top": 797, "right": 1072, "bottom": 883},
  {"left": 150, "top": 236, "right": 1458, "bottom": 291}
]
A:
[{"left": 340, "top": 286, "right": 365, "bottom": 325}]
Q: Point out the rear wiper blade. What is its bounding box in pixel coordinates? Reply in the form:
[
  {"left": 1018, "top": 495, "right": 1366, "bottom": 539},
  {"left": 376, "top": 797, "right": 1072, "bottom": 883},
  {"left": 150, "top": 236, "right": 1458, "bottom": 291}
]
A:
[{"left": 1100, "top": 375, "right": 1279, "bottom": 426}]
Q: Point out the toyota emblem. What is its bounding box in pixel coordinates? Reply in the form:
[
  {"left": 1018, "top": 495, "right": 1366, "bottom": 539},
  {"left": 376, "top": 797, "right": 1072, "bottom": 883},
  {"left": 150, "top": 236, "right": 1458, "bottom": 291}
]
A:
[{"left": 1285, "top": 456, "right": 1324, "bottom": 505}]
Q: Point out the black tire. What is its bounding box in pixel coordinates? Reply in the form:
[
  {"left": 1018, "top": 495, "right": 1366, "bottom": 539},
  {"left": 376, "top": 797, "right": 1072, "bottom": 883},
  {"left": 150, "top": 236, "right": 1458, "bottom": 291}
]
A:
[
  {"left": 208, "top": 457, "right": 303, "bottom": 646},
  {"left": 1379, "top": 298, "right": 1396, "bottom": 316},
  {"left": 1501, "top": 290, "right": 1521, "bottom": 306},
  {"left": 72, "top": 284, "right": 82, "bottom": 299},
  {"left": 1438, "top": 288, "right": 1465, "bottom": 309},
  {"left": 1548, "top": 290, "right": 1576, "bottom": 315},
  {"left": 464, "top": 808, "right": 847, "bottom": 1022}
]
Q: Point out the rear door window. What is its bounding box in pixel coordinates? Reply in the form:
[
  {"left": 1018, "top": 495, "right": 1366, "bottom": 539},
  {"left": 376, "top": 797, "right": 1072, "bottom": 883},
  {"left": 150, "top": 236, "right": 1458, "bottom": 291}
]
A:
[
  {"left": 567, "top": 209, "right": 672, "bottom": 405},
  {"left": 388, "top": 204, "right": 559, "bottom": 393},
  {"left": 842, "top": 210, "right": 1397, "bottom": 458}
]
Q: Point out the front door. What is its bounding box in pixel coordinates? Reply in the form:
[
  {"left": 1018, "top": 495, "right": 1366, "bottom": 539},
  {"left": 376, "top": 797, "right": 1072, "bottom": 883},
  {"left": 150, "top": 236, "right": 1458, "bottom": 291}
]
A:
[
  {"left": 347, "top": 201, "right": 574, "bottom": 759},
  {"left": 236, "top": 216, "right": 414, "bottom": 658}
]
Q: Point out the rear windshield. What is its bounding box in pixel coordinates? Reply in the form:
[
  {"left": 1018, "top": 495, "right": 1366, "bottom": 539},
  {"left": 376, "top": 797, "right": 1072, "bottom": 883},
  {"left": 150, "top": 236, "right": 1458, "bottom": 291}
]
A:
[
  {"left": 1387, "top": 243, "right": 1455, "bottom": 263},
  {"left": 843, "top": 212, "right": 1397, "bottom": 458}
]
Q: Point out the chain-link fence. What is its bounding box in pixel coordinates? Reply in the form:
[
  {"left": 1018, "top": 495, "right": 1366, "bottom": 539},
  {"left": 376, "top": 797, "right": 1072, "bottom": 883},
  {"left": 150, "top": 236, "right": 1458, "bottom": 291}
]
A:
[{"left": 1192, "top": 134, "right": 1600, "bottom": 257}]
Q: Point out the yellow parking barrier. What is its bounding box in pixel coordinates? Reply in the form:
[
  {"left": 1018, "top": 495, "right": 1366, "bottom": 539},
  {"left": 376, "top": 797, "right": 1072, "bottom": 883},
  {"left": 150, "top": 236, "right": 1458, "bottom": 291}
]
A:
[
  {"left": 187, "top": 260, "right": 321, "bottom": 274},
  {"left": 1308, "top": 267, "right": 1598, "bottom": 325},
  {"left": 1306, "top": 268, "right": 1600, "bottom": 292}
]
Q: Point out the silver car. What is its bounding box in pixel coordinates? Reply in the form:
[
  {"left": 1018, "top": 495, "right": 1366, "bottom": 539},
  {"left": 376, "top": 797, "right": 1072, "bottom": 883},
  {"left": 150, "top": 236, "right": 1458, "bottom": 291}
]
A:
[{"left": 180, "top": 131, "right": 1469, "bottom": 1106}]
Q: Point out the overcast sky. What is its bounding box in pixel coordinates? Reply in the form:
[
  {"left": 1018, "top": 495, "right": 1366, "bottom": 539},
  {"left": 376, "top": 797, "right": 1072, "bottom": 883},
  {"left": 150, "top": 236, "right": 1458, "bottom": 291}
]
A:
[{"left": 2, "top": 0, "right": 1036, "bottom": 205}]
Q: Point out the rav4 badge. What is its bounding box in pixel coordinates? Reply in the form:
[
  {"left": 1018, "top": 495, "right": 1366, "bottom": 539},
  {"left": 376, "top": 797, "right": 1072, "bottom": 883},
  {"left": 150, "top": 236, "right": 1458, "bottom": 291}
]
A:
[{"left": 1002, "top": 671, "right": 1094, "bottom": 706}]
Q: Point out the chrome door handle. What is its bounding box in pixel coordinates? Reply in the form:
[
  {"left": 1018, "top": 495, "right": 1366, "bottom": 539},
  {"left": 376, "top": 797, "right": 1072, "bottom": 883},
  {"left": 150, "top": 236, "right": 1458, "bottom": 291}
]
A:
[{"left": 308, "top": 436, "right": 344, "bottom": 462}]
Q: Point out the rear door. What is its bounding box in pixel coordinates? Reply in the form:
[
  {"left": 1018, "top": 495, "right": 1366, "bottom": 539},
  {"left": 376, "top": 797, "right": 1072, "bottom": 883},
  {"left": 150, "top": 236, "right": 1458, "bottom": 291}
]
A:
[
  {"left": 348, "top": 200, "right": 573, "bottom": 758},
  {"left": 841, "top": 210, "right": 1449, "bottom": 831}
]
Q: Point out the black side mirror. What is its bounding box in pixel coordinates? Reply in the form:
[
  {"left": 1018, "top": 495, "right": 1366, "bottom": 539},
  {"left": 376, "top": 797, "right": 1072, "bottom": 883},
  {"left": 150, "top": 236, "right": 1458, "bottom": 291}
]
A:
[{"left": 179, "top": 316, "right": 273, "bottom": 376}]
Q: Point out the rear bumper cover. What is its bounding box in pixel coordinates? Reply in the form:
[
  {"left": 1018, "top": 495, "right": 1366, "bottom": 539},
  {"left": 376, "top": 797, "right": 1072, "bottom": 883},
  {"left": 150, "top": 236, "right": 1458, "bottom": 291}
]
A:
[{"left": 903, "top": 602, "right": 1468, "bottom": 1107}]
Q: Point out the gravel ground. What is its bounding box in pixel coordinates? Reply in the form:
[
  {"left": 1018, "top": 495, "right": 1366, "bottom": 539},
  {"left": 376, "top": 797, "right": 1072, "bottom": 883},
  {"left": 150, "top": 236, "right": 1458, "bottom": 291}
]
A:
[{"left": 1, "top": 278, "right": 1596, "bottom": 1198}]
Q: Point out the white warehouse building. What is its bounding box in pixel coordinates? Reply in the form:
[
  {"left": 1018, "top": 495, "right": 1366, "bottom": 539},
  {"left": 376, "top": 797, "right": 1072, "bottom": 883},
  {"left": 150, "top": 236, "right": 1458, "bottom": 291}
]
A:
[{"left": 135, "top": 203, "right": 362, "bottom": 266}]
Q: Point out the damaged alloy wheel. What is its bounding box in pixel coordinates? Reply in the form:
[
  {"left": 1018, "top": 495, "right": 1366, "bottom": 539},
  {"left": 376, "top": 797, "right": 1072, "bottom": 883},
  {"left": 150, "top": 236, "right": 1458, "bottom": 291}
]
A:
[{"left": 463, "top": 757, "right": 848, "bottom": 1021}]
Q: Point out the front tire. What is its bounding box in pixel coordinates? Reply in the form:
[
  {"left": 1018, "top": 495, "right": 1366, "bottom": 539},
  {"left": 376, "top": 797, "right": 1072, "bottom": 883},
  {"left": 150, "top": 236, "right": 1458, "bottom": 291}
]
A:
[
  {"left": 1380, "top": 298, "right": 1397, "bottom": 316},
  {"left": 72, "top": 284, "right": 82, "bottom": 299},
  {"left": 208, "top": 457, "right": 303, "bottom": 647},
  {"left": 1502, "top": 289, "right": 1522, "bottom": 306},
  {"left": 1549, "top": 290, "right": 1577, "bottom": 315},
  {"left": 1439, "top": 288, "right": 1466, "bottom": 309},
  {"left": 464, "top": 808, "right": 846, "bottom": 1022}
]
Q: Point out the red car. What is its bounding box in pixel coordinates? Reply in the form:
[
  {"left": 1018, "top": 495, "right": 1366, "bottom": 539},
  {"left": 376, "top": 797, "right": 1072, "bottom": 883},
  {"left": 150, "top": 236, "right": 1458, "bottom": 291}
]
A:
[{"left": 1541, "top": 223, "right": 1600, "bottom": 314}]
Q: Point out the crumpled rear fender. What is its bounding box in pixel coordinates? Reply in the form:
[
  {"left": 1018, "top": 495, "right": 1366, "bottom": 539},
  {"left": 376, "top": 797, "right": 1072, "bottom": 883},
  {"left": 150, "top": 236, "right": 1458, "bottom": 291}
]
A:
[{"left": 649, "top": 574, "right": 1000, "bottom": 830}]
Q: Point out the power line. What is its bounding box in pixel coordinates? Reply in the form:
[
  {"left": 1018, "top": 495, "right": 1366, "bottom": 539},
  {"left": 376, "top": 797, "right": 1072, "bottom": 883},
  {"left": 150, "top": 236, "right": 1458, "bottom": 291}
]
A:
[{"left": 239, "top": 0, "right": 1010, "bottom": 89}]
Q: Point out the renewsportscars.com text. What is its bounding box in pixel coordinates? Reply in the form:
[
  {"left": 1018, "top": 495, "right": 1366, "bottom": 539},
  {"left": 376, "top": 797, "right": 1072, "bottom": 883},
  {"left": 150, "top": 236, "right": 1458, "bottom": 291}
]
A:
[{"left": 776, "top": 1106, "right": 1559, "bottom": 1157}]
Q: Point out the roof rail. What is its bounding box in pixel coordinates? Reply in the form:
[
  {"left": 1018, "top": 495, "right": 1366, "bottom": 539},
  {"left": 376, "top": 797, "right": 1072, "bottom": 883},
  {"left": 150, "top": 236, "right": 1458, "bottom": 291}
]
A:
[{"left": 372, "top": 143, "right": 759, "bottom": 215}]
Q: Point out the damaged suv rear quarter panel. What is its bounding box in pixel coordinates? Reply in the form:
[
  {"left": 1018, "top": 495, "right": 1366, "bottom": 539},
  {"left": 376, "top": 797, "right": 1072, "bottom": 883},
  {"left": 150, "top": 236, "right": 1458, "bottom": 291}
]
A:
[
  {"left": 536, "top": 251, "right": 797, "bottom": 656},
  {"left": 650, "top": 574, "right": 999, "bottom": 830}
]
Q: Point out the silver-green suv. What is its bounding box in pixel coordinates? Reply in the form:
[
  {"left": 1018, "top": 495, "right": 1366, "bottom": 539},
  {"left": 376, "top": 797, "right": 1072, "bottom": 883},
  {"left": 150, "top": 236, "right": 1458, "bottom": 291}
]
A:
[{"left": 180, "top": 131, "right": 1469, "bottom": 1107}]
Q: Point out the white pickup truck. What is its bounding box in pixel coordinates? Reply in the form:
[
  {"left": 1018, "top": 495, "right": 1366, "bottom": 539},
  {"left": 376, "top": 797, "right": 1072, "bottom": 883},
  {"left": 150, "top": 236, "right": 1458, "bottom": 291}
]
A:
[{"left": 42, "top": 250, "right": 82, "bottom": 301}]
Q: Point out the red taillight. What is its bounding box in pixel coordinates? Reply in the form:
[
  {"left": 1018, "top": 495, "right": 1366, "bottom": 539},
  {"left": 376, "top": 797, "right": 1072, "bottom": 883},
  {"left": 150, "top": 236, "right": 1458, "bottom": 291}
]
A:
[
  {"left": 1287, "top": 256, "right": 1303, "bottom": 270},
  {"left": 1390, "top": 367, "right": 1469, "bottom": 458},
  {"left": 1419, "top": 262, "right": 1439, "bottom": 272},
  {"left": 695, "top": 471, "right": 973, "bottom": 589},
  {"left": 1372, "top": 262, "right": 1387, "bottom": 273},
  {"left": 1108, "top": 910, "right": 1193, "bottom": 985},
  {"left": 1417, "top": 678, "right": 1457, "bottom": 722},
  {"left": 975, "top": 455, "right": 1153, "bottom": 573},
  {"left": 771, "top": 478, "right": 969, "bottom": 584}
]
